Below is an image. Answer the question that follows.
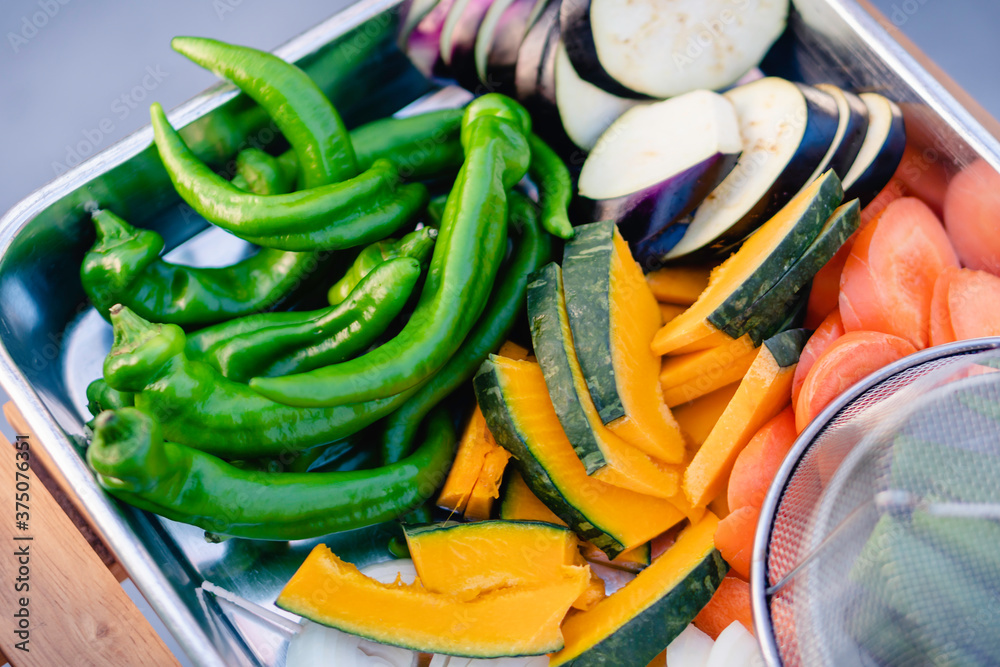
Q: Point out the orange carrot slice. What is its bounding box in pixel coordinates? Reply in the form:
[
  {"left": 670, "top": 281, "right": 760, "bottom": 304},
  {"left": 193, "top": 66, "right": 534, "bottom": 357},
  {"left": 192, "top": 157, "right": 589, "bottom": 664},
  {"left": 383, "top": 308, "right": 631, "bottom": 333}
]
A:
[
  {"left": 839, "top": 197, "right": 958, "bottom": 349},
  {"left": 693, "top": 574, "right": 754, "bottom": 639},
  {"left": 713, "top": 505, "right": 760, "bottom": 579},
  {"left": 792, "top": 309, "right": 845, "bottom": 407},
  {"left": 795, "top": 331, "right": 917, "bottom": 432},
  {"left": 895, "top": 143, "right": 950, "bottom": 216},
  {"left": 948, "top": 268, "right": 1000, "bottom": 340},
  {"left": 929, "top": 267, "right": 961, "bottom": 347},
  {"left": 805, "top": 237, "right": 852, "bottom": 329},
  {"left": 943, "top": 158, "right": 1000, "bottom": 274},
  {"left": 727, "top": 407, "right": 797, "bottom": 513}
]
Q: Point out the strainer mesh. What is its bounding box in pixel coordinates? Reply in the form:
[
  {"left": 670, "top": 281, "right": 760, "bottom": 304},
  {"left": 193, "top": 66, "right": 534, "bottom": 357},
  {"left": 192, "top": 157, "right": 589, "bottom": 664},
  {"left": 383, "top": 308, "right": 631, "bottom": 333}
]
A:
[{"left": 765, "top": 346, "right": 1000, "bottom": 666}]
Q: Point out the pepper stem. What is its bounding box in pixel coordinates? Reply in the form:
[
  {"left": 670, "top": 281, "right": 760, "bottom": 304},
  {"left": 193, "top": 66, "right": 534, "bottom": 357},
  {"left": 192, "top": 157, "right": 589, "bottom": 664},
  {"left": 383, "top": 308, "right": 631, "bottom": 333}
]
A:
[
  {"left": 104, "top": 305, "right": 187, "bottom": 392},
  {"left": 88, "top": 408, "right": 170, "bottom": 493}
]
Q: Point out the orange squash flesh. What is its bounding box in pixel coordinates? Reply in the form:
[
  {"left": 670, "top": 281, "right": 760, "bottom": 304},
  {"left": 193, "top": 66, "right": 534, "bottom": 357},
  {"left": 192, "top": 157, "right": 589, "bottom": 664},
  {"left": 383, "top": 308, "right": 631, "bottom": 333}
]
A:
[
  {"left": 437, "top": 408, "right": 492, "bottom": 514},
  {"left": 659, "top": 303, "right": 686, "bottom": 325},
  {"left": 549, "top": 512, "right": 725, "bottom": 667},
  {"left": 645, "top": 266, "right": 712, "bottom": 306},
  {"left": 673, "top": 383, "right": 741, "bottom": 450},
  {"left": 404, "top": 521, "right": 582, "bottom": 601},
  {"left": 277, "top": 544, "right": 589, "bottom": 657},
  {"left": 660, "top": 334, "right": 759, "bottom": 407},
  {"left": 683, "top": 345, "right": 798, "bottom": 507},
  {"left": 464, "top": 444, "right": 512, "bottom": 520},
  {"left": 607, "top": 231, "right": 687, "bottom": 463}
]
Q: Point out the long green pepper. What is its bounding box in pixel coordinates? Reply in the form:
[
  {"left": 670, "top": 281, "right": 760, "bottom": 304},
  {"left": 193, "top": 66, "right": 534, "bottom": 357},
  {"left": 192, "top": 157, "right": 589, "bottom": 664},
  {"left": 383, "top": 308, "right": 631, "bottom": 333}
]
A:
[
  {"left": 326, "top": 226, "right": 436, "bottom": 306},
  {"left": 249, "top": 94, "right": 533, "bottom": 407},
  {"left": 528, "top": 133, "right": 574, "bottom": 239},
  {"left": 87, "top": 407, "right": 455, "bottom": 541}
]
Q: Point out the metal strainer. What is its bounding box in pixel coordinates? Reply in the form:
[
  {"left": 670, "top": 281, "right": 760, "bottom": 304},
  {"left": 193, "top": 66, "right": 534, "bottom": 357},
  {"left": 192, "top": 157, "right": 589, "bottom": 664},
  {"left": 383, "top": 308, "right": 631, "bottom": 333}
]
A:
[{"left": 752, "top": 338, "right": 1000, "bottom": 666}]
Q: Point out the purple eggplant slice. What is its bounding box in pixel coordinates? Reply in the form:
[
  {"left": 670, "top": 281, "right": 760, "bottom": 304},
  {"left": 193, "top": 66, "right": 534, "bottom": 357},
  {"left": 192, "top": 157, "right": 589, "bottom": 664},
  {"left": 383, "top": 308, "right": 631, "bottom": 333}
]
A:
[
  {"left": 482, "top": 0, "right": 546, "bottom": 94},
  {"left": 815, "top": 84, "right": 870, "bottom": 180},
  {"left": 398, "top": 0, "right": 442, "bottom": 49},
  {"left": 514, "top": 0, "right": 560, "bottom": 105},
  {"left": 559, "top": 0, "right": 650, "bottom": 100},
  {"left": 577, "top": 90, "right": 742, "bottom": 251},
  {"left": 406, "top": 0, "right": 459, "bottom": 80},
  {"left": 440, "top": 0, "right": 495, "bottom": 88},
  {"left": 842, "top": 92, "right": 906, "bottom": 207},
  {"left": 665, "top": 77, "right": 841, "bottom": 262}
]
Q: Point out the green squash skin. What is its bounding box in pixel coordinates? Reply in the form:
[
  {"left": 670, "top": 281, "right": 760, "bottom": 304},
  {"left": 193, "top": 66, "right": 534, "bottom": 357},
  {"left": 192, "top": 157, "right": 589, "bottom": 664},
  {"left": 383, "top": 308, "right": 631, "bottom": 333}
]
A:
[
  {"left": 474, "top": 358, "right": 628, "bottom": 558},
  {"left": 732, "top": 199, "right": 861, "bottom": 345},
  {"left": 561, "top": 221, "right": 623, "bottom": 425},
  {"left": 559, "top": 550, "right": 729, "bottom": 667},
  {"left": 763, "top": 328, "right": 811, "bottom": 368},
  {"left": 757, "top": 288, "right": 808, "bottom": 343},
  {"left": 528, "top": 263, "right": 607, "bottom": 474},
  {"left": 404, "top": 519, "right": 572, "bottom": 541},
  {"left": 706, "top": 170, "right": 844, "bottom": 333}
]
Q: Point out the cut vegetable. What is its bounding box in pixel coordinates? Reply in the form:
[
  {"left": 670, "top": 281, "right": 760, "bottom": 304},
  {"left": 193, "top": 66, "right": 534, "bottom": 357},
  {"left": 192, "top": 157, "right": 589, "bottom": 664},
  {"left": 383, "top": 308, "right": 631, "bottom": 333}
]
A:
[
  {"left": 842, "top": 93, "right": 906, "bottom": 207},
  {"left": 803, "top": 232, "right": 854, "bottom": 329},
  {"left": 723, "top": 200, "right": 860, "bottom": 345},
  {"left": 947, "top": 268, "right": 1000, "bottom": 341},
  {"left": 399, "top": 0, "right": 442, "bottom": 49},
  {"left": 406, "top": 0, "right": 457, "bottom": 78},
  {"left": 553, "top": 42, "right": 643, "bottom": 151},
  {"left": 672, "top": 383, "right": 740, "bottom": 450},
  {"left": 684, "top": 329, "right": 807, "bottom": 507},
  {"left": 499, "top": 470, "right": 565, "bottom": 525},
  {"left": 660, "top": 335, "right": 758, "bottom": 408},
  {"left": 692, "top": 575, "right": 754, "bottom": 640},
  {"left": 404, "top": 520, "right": 581, "bottom": 599},
  {"left": 665, "top": 624, "right": 715, "bottom": 667},
  {"left": 564, "top": 0, "right": 787, "bottom": 99},
  {"left": 437, "top": 407, "right": 495, "bottom": 515},
  {"left": 514, "top": 1, "right": 560, "bottom": 114},
  {"left": 474, "top": 356, "right": 686, "bottom": 557},
  {"left": 580, "top": 542, "right": 651, "bottom": 574},
  {"left": 813, "top": 84, "right": 870, "bottom": 179},
  {"left": 659, "top": 303, "right": 686, "bottom": 326},
  {"left": 704, "top": 621, "right": 762, "bottom": 667},
  {"left": 943, "top": 158, "right": 1000, "bottom": 274},
  {"left": 839, "top": 197, "right": 959, "bottom": 349},
  {"left": 576, "top": 91, "right": 742, "bottom": 263},
  {"left": 549, "top": 512, "right": 728, "bottom": 667},
  {"left": 646, "top": 266, "right": 711, "bottom": 306},
  {"left": 278, "top": 544, "right": 588, "bottom": 657},
  {"left": 464, "top": 444, "right": 512, "bottom": 520},
  {"left": 794, "top": 330, "right": 917, "bottom": 432},
  {"left": 713, "top": 504, "right": 759, "bottom": 579},
  {"left": 480, "top": 0, "right": 542, "bottom": 94},
  {"left": 727, "top": 406, "right": 796, "bottom": 512},
  {"left": 528, "top": 263, "right": 680, "bottom": 497},
  {"left": 654, "top": 170, "right": 843, "bottom": 356},
  {"left": 562, "top": 221, "right": 686, "bottom": 463},
  {"left": 929, "top": 267, "right": 960, "bottom": 347},
  {"left": 791, "top": 309, "right": 845, "bottom": 407},
  {"left": 440, "top": 0, "right": 495, "bottom": 87},
  {"left": 665, "top": 79, "right": 841, "bottom": 261}
]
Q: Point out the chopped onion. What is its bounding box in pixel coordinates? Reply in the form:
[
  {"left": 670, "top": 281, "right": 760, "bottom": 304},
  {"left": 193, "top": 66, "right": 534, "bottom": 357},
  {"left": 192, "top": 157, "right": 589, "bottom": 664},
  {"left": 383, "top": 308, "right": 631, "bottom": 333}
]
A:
[
  {"left": 666, "top": 624, "right": 714, "bottom": 667},
  {"left": 704, "top": 621, "right": 764, "bottom": 667}
]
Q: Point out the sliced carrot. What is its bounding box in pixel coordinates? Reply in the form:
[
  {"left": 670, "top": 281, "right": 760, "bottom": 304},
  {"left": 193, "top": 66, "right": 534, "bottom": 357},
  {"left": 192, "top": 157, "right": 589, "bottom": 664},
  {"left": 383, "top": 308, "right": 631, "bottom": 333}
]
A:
[
  {"left": 943, "top": 158, "right": 1000, "bottom": 274},
  {"left": 795, "top": 331, "right": 917, "bottom": 432},
  {"left": 805, "top": 237, "right": 853, "bottom": 329},
  {"left": 895, "top": 142, "right": 951, "bottom": 216},
  {"left": 792, "top": 309, "right": 845, "bottom": 407},
  {"left": 839, "top": 197, "right": 959, "bottom": 349},
  {"left": 929, "top": 267, "right": 961, "bottom": 347},
  {"left": 861, "top": 177, "right": 907, "bottom": 227},
  {"left": 693, "top": 574, "right": 754, "bottom": 639},
  {"left": 727, "top": 407, "right": 797, "bottom": 513},
  {"left": 948, "top": 268, "right": 1000, "bottom": 340},
  {"left": 713, "top": 505, "right": 759, "bottom": 579},
  {"left": 645, "top": 265, "right": 711, "bottom": 306}
]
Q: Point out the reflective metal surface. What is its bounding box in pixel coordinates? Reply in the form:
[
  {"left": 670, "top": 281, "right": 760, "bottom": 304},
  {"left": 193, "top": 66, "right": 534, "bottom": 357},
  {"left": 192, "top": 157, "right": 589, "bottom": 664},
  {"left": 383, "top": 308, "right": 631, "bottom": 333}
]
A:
[{"left": 1, "top": 0, "right": 999, "bottom": 665}]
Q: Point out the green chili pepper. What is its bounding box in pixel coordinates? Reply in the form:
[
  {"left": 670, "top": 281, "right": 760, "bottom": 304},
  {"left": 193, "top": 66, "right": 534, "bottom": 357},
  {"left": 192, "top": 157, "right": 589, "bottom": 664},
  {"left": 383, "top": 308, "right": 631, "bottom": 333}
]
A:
[
  {"left": 87, "top": 407, "right": 455, "bottom": 541},
  {"left": 86, "top": 378, "right": 134, "bottom": 416},
  {"left": 528, "top": 133, "right": 574, "bottom": 239},
  {"left": 151, "top": 104, "right": 428, "bottom": 251},
  {"left": 81, "top": 210, "right": 325, "bottom": 327},
  {"left": 171, "top": 36, "right": 357, "bottom": 188},
  {"left": 194, "top": 257, "right": 422, "bottom": 383},
  {"left": 351, "top": 109, "right": 464, "bottom": 179},
  {"left": 102, "top": 305, "right": 423, "bottom": 458},
  {"left": 248, "top": 94, "right": 533, "bottom": 407},
  {"left": 231, "top": 148, "right": 295, "bottom": 195},
  {"left": 380, "top": 191, "right": 550, "bottom": 463},
  {"left": 327, "top": 226, "right": 437, "bottom": 306},
  {"left": 426, "top": 193, "right": 448, "bottom": 227}
]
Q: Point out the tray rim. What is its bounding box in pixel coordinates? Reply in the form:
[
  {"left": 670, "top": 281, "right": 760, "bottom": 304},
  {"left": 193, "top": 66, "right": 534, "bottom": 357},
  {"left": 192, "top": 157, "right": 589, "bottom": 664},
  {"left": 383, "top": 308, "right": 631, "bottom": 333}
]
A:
[{"left": 2, "top": 0, "right": 1000, "bottom": 665}]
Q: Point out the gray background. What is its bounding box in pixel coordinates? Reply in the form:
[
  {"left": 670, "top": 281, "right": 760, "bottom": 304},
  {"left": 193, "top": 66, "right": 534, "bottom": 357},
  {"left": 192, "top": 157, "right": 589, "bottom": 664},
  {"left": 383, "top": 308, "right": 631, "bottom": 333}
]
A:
[{"left": 0, "top": 0, "right": 997, "bottom": 664}]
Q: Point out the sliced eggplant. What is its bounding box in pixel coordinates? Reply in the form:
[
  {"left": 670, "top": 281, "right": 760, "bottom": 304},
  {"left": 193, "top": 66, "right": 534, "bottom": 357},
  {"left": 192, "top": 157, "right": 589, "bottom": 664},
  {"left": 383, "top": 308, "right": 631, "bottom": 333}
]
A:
[
  {"left": 474, "top": 0, "right": 519, "bottom": 84},
  {"left": 577, "top": 90, "right": 742, "bottom": 263},
  {"left": 398, "top": 0, "right": 441, "bottom": 49},
  {"left": 481, "top": 0, "right": 543, "bottom": 94},
  {"left": 559, "top": 0, "right": 651, "bottom": 100},
  {"left": 406, "top": 0, "right": 459, "bottom": 79},
  {"left": 568, "top": 0, "right": 788, "bottom": 99},
  {"left": 842, "top": 92, "right": 906, "bottom": 206},
  {"left": 665, "top": 77, "right": 840, "bottom": 262},
  {"left": 554, "top": 42, "right": 644, "bottom": 151},
  {"left": 439, "top": 0, "right": 494, "bottom": 87},
  {"left": 815, "top": 84, "right": 870, "bottom": 179},
  {"left": 514, "top": 0, "right": 560, "bottom": 106}
]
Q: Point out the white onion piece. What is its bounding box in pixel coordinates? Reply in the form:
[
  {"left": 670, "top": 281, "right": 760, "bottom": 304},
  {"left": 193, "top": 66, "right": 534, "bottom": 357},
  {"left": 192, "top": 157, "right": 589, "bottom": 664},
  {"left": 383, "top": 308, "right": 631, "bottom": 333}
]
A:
[
  {"left": 705, "top": 622, "right": 764, "bottom": 667},
  {"left": 666, "top": 624, "right": 714, "bottom": 667},
  {"left": 359, "top": 558, "right": 419, "bottom": 585},
  {"left": 588, "top": 562, "right": 636, "bottom": 595}
]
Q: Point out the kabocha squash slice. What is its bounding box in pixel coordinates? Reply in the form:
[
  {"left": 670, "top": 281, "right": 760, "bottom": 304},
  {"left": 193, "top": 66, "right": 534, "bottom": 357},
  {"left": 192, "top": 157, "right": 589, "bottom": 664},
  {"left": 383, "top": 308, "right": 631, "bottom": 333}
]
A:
[
  {"left": 549, "top": 512, "right": 728, "bottom": 667},
  {"left": 659, "top": 303, "right": 685, "bottom": 325},
  {"left": 528, "top": 263, "right": 680, "bottom": 498},
  {"left": 404, "top": 520, "right": 582, "bottom": 599},
  {"left": 646, "top": 266, "right": 712, "bottom": 306},
  {"left": 653, "top": 171, "right": 843, "bottom": 356},
  {"left": 501, "top": 472, "right": 652, "bottom": 572},
  {"left": 562, "top": 221, "right": 685, "bottom": 463},
  {"left": 474, "top": 356, "right": 686, "bottom": 558},
  {"left": 464, "top": 445, "right": 511, "bottom": 520},
  {"left": 673, "top": 383, "right": 741, "bottom": 449},
  {"left": 684, "top": 329, "right": 809, "bottom": 507},
  {"left": 660, "top": 334, "right": 758, "bottom": 407},
  {"left": 437, "top": 407, "right": 494, "bottom": 514},
  {"left": 277, "top": 544, "right": 589, "bottom": 657}
]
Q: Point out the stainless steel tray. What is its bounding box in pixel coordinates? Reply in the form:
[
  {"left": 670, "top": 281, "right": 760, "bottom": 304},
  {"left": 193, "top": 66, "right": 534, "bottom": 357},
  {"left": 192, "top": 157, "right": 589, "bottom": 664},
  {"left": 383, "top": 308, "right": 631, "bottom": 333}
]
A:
[{"left": 1, "top": 0, "right": 999, "bottom": 665}]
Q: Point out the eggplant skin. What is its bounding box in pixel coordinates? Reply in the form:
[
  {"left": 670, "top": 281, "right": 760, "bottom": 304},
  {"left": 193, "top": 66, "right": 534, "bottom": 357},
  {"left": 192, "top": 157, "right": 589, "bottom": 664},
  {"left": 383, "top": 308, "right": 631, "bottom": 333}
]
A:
[
  {"left": 559, "top": 0, "right": 650, "bottom": 100},
  {"left": 845, "top": 102, "right": 906, "bottom": 208}
]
